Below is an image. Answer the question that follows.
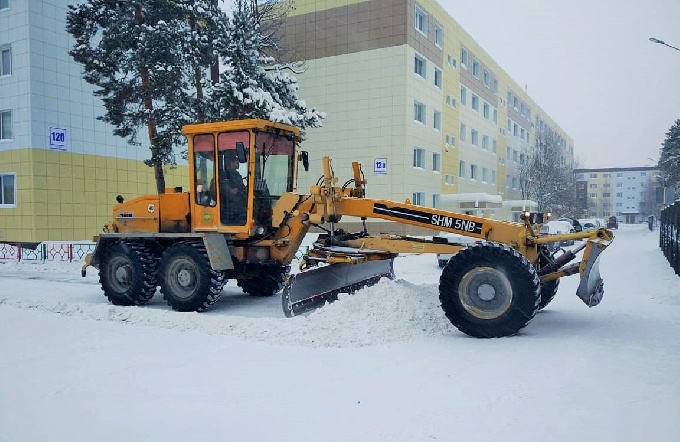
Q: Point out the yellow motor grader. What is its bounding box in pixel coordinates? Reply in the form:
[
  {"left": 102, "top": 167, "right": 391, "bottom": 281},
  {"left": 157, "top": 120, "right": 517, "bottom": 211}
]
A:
[{"left": 82, "top": 118, "right": 614, "bottom": 338}]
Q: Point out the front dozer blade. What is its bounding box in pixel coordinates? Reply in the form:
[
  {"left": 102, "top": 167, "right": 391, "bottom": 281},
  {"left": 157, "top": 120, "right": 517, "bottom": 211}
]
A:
[
  {"left": 575, "top": 238, "right": 609, "bottom": 307},
  {"left": 282, "top": 259, "right": 395, "bottom": 317}
]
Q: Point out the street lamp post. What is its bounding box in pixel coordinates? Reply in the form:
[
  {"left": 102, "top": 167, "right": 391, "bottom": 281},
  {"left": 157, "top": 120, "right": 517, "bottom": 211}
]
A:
[{"left": 649, "top": 37, "right": 680, "bottom": 52}]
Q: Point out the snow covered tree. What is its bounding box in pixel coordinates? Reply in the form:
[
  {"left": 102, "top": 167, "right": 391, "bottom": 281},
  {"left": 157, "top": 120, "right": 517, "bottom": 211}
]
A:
[
  {"left": 659, "top": 119, "right": 680, "bottom": 194},
  {"left": 518, "top": 129, "right": 573, "bottom": 213},
  {"left": 209, "top": 0, "right": 325, "bottom": 132},
  {"left": 67, "top": 0, "right": 227, "bottom": 194}
]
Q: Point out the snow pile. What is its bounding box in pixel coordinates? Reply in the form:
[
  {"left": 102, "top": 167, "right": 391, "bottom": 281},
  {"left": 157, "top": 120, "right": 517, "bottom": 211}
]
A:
[{"left": 0, "top": 277, "right": 453, "bottom": 348}]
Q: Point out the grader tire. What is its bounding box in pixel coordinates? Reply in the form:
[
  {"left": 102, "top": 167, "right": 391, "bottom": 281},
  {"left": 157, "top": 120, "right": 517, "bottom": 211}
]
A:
[
  {"left": 439, "top": 242, "right": 540, "bottom": 338},
  {"left": 99, "top": 241, "right": 158, "bottom": 306},
  {"left": 159, "top": 243, "right": 224, "bottom": 312},
  {"left": 237, "top": 264, "right": 290, "bottom": 297}
]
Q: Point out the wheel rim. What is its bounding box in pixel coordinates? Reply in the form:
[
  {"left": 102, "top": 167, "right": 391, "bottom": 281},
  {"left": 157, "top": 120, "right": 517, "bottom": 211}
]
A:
[
  {"left": 108, "top": 255, "right": 133, "bottom": 294},
  {"left": 459, "top": 266, "right": 513, "bottom": 319},
  {"left": 166, "top": 257, "right": 199, "bottom": 299}
]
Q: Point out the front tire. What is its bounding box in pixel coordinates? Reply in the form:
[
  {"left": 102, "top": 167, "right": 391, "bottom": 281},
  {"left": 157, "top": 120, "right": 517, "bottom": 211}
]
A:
[
  {"left": 439, "top": 242, "right": 540, "bottom": 338},
  {"left": 99, "top": 241, "right": 158, "bottom": 306},
  {"left": 159, "top": 243, "right": 224, "bottom": 312}
]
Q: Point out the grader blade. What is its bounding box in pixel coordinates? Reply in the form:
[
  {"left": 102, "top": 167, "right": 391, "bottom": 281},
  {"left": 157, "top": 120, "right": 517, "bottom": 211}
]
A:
[
  {"left": 282, "top": 259, "right": 394, "bottom": 317},
  {"left": 575, "top": 238, "right": 610, "bottom": 307}
]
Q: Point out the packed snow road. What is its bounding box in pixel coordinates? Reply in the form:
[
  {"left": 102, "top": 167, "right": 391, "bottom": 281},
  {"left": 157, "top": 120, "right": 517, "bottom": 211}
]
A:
[{"left": 1, "top": 224, "right": 679, "bottom": 442}]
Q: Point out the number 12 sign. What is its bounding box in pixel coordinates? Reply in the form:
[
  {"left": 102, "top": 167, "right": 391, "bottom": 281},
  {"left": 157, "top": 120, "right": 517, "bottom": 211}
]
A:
[{"left": 49, "top": 127, "right": 67, "bottom": 151}]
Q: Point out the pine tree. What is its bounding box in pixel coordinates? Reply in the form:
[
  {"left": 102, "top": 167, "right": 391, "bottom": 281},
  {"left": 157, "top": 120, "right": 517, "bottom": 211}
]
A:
[
  {"left": 67, "top": 0, "right": 226, "bottom": 194},
  {"left": 210, "top": 0, "right": 325, "bottom": 132},
  {"left": 659, "top": 119, "right": 680, "bottom": 193}
]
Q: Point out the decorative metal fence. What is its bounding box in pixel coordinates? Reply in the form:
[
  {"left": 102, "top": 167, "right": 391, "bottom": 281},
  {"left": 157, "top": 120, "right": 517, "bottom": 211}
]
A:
[
  {"left": 0, "top": 242, "right": 96, "bottom": 263},
  {"left": 660, "top": 200, "right": 680, "bottom": 276}
]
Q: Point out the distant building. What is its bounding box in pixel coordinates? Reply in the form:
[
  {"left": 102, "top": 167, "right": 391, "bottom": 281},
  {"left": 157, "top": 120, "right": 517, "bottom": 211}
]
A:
[
  {"left": 279, "top": 0, "right": 573, "bottom": 228},
  {"left": 573, "top": 167, "right": 663, "bottom": 223}
]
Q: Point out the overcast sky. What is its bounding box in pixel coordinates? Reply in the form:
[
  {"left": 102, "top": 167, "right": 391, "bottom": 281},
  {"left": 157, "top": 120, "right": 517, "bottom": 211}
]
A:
[{"left": 441, "top": 0, "right": 680, "bottom": 169}]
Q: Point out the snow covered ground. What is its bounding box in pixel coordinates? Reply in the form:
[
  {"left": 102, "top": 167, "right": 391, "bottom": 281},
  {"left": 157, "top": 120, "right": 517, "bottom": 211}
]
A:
[{"left": 1, "top": 224, "right": 678, "bottom": 441}]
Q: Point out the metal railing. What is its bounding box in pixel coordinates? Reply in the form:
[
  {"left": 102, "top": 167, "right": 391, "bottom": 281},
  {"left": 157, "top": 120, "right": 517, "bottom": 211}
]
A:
[
  {"left": 660, "top": 200, "right": 680, "bottom": 276},
  {"left": 0, "top": 242, "right": 96, "bottom": 263}
]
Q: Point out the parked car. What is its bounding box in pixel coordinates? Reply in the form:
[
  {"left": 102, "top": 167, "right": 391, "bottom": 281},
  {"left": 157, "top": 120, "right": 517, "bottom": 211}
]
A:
[
  {"left": 607, "top": 216, "right": 619, "bottom": 229},
  {"left": 435, "top": 232, "right": 479, "bottom": 268},
  {"left": 578, "top": 218, "right": 602, "bottom": 230},
  {"left": 539, "top": 220, "right": 576, "bottom": 250}
]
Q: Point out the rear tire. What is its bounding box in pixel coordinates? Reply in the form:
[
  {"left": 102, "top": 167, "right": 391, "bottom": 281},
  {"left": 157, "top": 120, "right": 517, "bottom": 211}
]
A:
[
  {"left": 439, "top": 242, "right": 540, "bottom": 338},
  {"left": 159, "top": 242, "right": 224, "bottom": 312},
  {"left": 237, "top": 264, "right": 290, "bottom": 297},
  {"left": 99, "top": 241, "right": 158, "bottom": 306}
]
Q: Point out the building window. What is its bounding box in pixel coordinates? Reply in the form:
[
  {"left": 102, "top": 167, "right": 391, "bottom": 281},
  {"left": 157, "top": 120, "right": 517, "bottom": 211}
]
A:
[
  {"left": 589, "top": 183, "right": 598, "bottom": 188},
  {"left": 447, "top": 54, "right": 456, "bottom": 68},
  {"left": 513, "top": 123, "right": 518, "bottom": 137},
  {"left": 493, "top": 78, "right": 498, "bottom": 94},
  {"left": 616, "top": 192, "right": 623, "bottom": 197},
  {"left": 459, "top": 160, "right": 466, "bottom": 178},
  {"left": 507, "top": 118, "right": 512, "bottom": 131},
  {"left": 472, "top": 59, "right": 480, "bottom": 78},
  {"left": 414, "top": 54, "right": 426, "bottom": 79},
  {"left": 414, "top": 101, "right": 426, "bottom": 124},
  {"left": 415, "top": 6, "right": 428, "bottom": 35},
  {"left": 471, "top": 129, "right": 479, "bottom": 146},
  {"left": 589, "top": 193, "right": 597, "bottom": 198},
  {"left": 432, "top": 194, "right": 440, "bottom": 208},
  {"left": 460, "top": 123, "right": 467, "bottom": 142},
  {"left": 432, "top": 153, "right": 441, "bottom": 172},
  {"left": 616, "top": 183, "right": 623, "bottom": 188},
  {"left": 482, "top": 135, "right": 489, "bottom": 150},
  {"left": 446, "top": 95, "right": 456, "bottom": 108},
  {"left": 434, "top": 67, "right": 442, "bottom": 88},
  {"left": 0, "top": 172, "right": 16, "bottom": 207},
  {"left": 493, "top": 108, "right": 498, "bottom": 124},
  {"left": 590, "top": 173, "right": 598, "bottom": 178},
  {"left": 0, "top": 109, "right": 11, "bottom": 139},
  {"left": 433, "top": 110, "right": 441, "bottom": 131},
  {"left": 482, "top": 167, "right": 488, "bottom": 182},
  {"left": 483, "top": 69, "right": 490, "bottom": 87},
  {"left": 412, "top": 192, "right": 425, "bottom": 205},
  {"left": 492, "top": 139, "right": 497, "bottom": 154},
  {"left": 640, "top": 171, "right": 647, "bottom": 177},
  {"left": 0, "top": 44, "right": 10, "bottom": 76},
  {"left": 603, "top": 173, "right": 611, "bottom": 178},
  {"left": 460, "top": 47, "right": 468, "bottom": 68},
  {"left": 471, "top": 94, "right": 479, "bottom": 111},
  {"left": 616, "top": 172, "right": 623, "bottom": 178},
  {"left": 413, "top": 147, "right": 425, "bottom": 168},
  {"left": 492, "top": 170, "right": 497, "bottom": 184},
  {"left": 470, "top": 164, "right": 478, "bottom": 180},
  {"left": 434, "top": 24, "right": 443, "bottom": 48},
  {"left": 483, "top": 102, "right": 490, "bottom": 119},
  {"left": 603, "top": 192, "right": 610, "bottom": 197}
]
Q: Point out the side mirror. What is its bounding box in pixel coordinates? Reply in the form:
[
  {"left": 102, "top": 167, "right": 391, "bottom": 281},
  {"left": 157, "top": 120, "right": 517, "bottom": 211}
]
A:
[
  {"left": 235, "top": 142, "right": 247, "bottom": 163},
  {"left": 301, "top": 151, "right": 309, "bottom": 171}
]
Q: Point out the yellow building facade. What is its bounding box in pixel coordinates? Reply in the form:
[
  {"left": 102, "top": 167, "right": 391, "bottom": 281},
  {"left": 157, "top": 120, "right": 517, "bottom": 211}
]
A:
[{"left": 280, "top": 0, "right": 573, "bottom": 224}]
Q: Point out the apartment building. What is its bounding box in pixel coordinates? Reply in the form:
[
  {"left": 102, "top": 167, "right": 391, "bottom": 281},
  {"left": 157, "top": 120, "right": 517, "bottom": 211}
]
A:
[
  {"left": 0, "top": 0, "right": 185, "bottom": 242},
  {"left": 279, "top": 0, "right": 573, "bottom": 227},
  {"left": 0, "top": 0, "right": 574, "bottom": 242},
  {"left": 574, "top": 167, "right": 663, "bottom": 224}
]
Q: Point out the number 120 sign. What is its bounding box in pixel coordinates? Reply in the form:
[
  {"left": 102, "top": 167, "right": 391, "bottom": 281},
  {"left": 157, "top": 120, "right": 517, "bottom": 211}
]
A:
[{"left": 50, "top": 127, "right": 67, "bottom": 151}]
